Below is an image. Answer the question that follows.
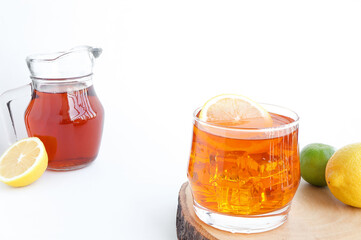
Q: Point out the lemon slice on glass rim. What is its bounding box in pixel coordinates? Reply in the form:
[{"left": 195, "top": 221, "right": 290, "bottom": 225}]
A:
[
  {"left": 0, "top": 137, "right": 48, "bottom": 187},
  {"left": 199, "top": 94, "right": 273, "bottom": 128}
]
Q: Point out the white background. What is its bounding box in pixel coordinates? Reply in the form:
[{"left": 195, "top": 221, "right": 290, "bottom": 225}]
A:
[{"left": 0, "top": 1, "right": 361, "bottom": 239}]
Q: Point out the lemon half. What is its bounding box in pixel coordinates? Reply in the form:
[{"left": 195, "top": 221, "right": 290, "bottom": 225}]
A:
[{"left": 0, "top": 137, "right": 48, "bottom": 187}]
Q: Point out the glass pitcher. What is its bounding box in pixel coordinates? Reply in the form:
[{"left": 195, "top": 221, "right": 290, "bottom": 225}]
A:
[{"left": 0, "top": 46, "right": 104, "bottom": 171}]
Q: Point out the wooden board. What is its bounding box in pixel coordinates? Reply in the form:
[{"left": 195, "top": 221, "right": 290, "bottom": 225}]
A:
[{"left": 176, "top": 181, "right": 361, "bottom": 240}]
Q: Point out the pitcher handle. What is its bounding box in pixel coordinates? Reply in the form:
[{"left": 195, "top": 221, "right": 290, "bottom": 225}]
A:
[{"left": 0, "top": 84, "right": 32, "bottom": 152}]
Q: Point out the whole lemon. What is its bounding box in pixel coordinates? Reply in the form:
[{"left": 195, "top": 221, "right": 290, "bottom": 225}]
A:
[
  {"left": 326, "top": 143, "right": 361, "bottom": 208},
  {"left": 300, "top": 143, "right": 335, "bottom": 187}
]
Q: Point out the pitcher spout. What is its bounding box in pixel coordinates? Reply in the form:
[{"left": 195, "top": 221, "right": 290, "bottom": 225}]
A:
[{"left": 89, "top": 47, "right": 102, "bottom": 58}]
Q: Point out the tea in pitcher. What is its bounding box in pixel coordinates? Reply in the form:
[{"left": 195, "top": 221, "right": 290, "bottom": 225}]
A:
[
  {"left": 0, "top": 46, "right": 104, "bottom": 171},
  {"left": 25, "top": 85, "right": 104, "bottom": 170}
]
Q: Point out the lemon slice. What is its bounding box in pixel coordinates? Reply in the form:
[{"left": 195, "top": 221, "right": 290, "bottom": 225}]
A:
[
  {"left": 0, "top": 137, "right": 48, "bottom": 187},
  {"left": 199, "top": 94, "right": 273, "bottom": 128}
]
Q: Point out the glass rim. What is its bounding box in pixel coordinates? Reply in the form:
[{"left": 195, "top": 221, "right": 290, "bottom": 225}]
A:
[{"left": 193, "top": 103, "right": 300, "bottom": 133}]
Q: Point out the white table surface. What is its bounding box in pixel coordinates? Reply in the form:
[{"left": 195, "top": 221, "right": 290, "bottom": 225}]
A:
[{"left": 1, "top": 1, "right": 361, "bottom": 239}]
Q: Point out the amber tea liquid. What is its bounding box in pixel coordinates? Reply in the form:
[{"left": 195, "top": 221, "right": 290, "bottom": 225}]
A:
[
  {"left": 25, "top": 86, "right": 104, "bottom": 170},
  {"left": 188, "top": 112, "right": 300, "bottom": 216}
]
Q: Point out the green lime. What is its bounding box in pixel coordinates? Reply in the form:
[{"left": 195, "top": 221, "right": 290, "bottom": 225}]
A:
[{"left": 300, "top": 143, "right": 336, "bottom": 187}]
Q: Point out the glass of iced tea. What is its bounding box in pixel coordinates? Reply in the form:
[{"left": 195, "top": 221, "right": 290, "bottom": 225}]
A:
[{"left": 187, "top": 96, "right": 300, "bottom": 233}]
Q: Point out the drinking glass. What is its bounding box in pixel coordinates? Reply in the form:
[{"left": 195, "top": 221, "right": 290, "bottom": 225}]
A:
[{"left": 187, "top": 103, "right": 300, "bottom": 233}]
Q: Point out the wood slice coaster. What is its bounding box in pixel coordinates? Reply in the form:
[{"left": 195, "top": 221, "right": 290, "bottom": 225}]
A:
[{"left": 176, "top": 181, "right": 361, "bottom": 240}]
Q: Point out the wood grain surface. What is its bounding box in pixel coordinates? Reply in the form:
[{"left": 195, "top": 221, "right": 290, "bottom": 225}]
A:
[{"left": 176, "top": 181, "right": 361, "bottom": 240}]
